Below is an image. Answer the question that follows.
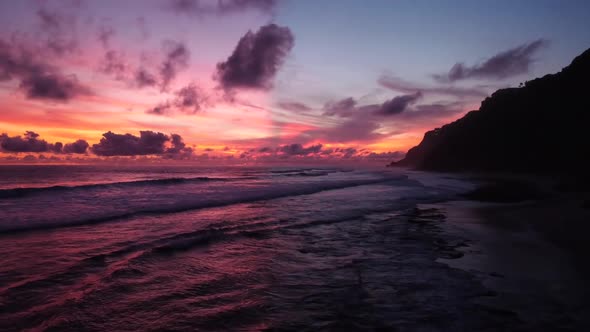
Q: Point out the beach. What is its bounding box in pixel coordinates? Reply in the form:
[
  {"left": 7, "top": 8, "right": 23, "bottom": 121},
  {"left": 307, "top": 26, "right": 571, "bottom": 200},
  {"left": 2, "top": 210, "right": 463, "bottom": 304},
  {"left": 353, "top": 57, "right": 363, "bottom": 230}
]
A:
[{"left": 436, "top": 183, "right": 590, "bottom": 331}]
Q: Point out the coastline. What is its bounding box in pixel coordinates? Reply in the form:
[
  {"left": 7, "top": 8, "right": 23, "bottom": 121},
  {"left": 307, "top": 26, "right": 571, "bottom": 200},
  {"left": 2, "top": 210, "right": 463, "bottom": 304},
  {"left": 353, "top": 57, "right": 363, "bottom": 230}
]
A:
[{"left": 428, "top": 186, "right": 590, "bottom": 330}]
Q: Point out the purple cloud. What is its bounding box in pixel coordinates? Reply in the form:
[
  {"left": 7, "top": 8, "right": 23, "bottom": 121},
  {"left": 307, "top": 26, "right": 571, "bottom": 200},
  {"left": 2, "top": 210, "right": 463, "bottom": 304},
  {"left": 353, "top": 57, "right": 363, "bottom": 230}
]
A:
[
  {"left": 278, "top": 101, "right": 312, "bottom": 113},
  {"left": 91, "top": 131, "right": 192, "bottom": 157},
  {"left": 147, "top": 83, "right": 206, "bottom": 115},
  {"left": 378, "top": 75, "right": 488, "bottom": 99},
  {"left": 165, "top": 133, "right": 193, "bottom": 156},
  {"left": 92, "top": 131, "right": 169, "bottom": 156},
  {"left": 97, "top": 25, "right": 116, "bottom": 49},
  {"left": 63, "top": 139, "right": 89, "bottom": 154},
  {"left": 322, "top": 93, "right": 422, "bottom": 118},
  {"left": 0, "top": 131, "right": 88, "bottom": 154},
  {"left": 168, "top": 0, "right": 277, "bottom": 16},
  {"left": 36, "top": 8, "right": 78, "bottom": 56},
  {"left": 0, "top": 131, "right": 51, "bottom": 153},
  {"left": 278, "top": 143, "right": 322, "bottom": 156},
  {"left": 0, "top": 38, "right": 91, "bottom": 101},
  {"left": 433, "top": 39, "right": 549, "bottom": 82},
  {"left": 20, "top": 72, "right": 89, "bottom": 101},
  {"left": 215, "top": 24, "right": 294, "bottom": 90},
  {"left": 146, "top": 102, "right": 173, "bottom": 115},
  {"left": 174, "top": 83, "right": 204, "bottom": 113},
  {"left": 373, "top": 92, "right": 422, "bottom": 116},
  {"left": 323, "top": 97, "right": 357, "bottom": 117},
  {"left": 100, "top": 50, "right": 128, "bottom": 79},
  {"left": 159, "top": 40, "right": 190, "bottom": 90},
  {"left": 135, "top": 68, "right": 158, "bottom": 88}
]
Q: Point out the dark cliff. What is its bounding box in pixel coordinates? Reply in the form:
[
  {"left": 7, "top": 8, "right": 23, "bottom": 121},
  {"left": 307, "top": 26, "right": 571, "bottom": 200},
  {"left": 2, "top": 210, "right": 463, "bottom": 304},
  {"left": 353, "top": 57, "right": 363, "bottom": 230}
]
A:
[{"left": 393, "top": 48, "right": 590, "bottom": 173}]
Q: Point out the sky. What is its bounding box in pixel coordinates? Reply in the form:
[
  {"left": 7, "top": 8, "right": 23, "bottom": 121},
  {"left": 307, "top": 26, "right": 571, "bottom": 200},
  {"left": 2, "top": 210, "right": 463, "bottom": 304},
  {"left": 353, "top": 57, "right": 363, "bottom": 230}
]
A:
[{"left": 1, "top": 0, "right": 589, "bottom": 164}]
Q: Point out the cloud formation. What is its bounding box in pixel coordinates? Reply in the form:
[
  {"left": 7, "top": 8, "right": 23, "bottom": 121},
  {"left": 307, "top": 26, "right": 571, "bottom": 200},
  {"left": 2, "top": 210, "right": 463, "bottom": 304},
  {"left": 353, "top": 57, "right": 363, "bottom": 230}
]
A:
[
  {"left": 147, "top": 83, "right": 206, "bottom": 115},
  {"left": 159, "top": 40, "right": 190, "bottom": 90},
  {"left": 168, "top": 0, "right": 277, "bottom": 16},
  {"left": 433, "top": 39, "right": 549, "bottom": 82},
  {"left": 323, "top": 97, "right": 357, "bottom": 117},
  {"left": 100, "top": 50, "right": 128, "bottom": 79},
  {"left": 278, "top": 143, "right": 322, "bottom": 156},
  {"left": 128, "top": 41, "right": 189, "bottom": 90},
  {"left": 378, "top": 75, "right": 488, "bottom": 98},
  {"left": 135, "top": 68, "right": 158, "bottom": 88},
  {"left": 0, "top": 131, "right": 88, "bottom": 154},
  {"left": 63, "top": 139, "right": 89, "bottom": 154},
  {"left": 174, "top": 83, "right": 205, "bottom": 113},
  {"left": 373, "top": 92, "right": 422, "bottom": 116},
  {"left": 97, "top": 24, "right": 116, "bottom": 49},
  {"left": 322, "top": 93, "right": 422, "bottom": 118},
  {"left": 36, "top": 8, "right": 78, "bottom": 56},
  {"left": 278, "top": 101, "right": 312, "bottom": 113},
  {"left": 0, "top": 131, "right": 51, "bottom": 153},
  {"left": 0, "top": 38, "right": 91, "bottom": 101},
  {"left": 91, "top": 131, "right": 193, "bottom": 156},
  {"left": 215, "top": 24, "right": 294, "bottom": 90}
]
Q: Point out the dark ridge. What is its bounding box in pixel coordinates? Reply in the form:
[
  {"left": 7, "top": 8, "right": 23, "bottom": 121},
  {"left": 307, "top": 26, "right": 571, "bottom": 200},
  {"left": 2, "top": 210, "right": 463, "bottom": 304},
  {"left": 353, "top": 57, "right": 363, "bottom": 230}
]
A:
[{"left": 391, "top": 48, "right": 590, "bottom": 173}]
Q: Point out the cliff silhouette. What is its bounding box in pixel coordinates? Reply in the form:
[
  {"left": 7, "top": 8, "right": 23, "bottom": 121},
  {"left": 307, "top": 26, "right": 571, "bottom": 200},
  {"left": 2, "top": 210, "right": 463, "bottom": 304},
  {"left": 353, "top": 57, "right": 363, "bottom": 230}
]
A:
[{"left": 392, "top": 48, "right": 590, "bottom": 173}]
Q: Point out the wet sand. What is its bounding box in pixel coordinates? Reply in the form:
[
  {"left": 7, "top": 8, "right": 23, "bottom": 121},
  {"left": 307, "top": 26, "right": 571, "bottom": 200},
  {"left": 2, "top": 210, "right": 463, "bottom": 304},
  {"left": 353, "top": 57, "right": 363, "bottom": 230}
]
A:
[{"left": 431, "top": 195, "right": 590, "bottom": 331}]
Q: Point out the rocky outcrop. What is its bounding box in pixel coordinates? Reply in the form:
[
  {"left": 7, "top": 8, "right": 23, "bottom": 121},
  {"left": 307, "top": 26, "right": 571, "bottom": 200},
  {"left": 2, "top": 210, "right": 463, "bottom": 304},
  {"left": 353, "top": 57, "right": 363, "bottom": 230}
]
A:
[{"left": 392, "top": 48, "right": 590, "bottom": 173}]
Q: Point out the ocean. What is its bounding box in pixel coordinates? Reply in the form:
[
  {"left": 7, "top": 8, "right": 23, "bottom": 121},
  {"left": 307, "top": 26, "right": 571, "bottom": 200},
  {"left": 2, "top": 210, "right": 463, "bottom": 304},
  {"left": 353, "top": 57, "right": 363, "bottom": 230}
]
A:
[{"left": 0, "top": 165, "right": 515, "bottom": 331}]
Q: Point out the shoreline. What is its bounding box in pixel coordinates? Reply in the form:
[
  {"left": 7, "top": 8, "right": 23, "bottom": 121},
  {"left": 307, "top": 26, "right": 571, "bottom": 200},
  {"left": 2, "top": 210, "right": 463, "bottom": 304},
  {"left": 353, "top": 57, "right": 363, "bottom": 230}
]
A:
[{"left": 428, "top": 192, "right": 590, "bottom": 330}]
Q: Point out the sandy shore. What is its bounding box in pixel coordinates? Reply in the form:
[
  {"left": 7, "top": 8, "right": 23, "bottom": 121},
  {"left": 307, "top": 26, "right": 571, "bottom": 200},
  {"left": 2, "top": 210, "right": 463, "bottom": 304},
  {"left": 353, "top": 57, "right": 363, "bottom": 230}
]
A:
[{"left": 427, "top": 190, "right": 590, "bottom": 331}]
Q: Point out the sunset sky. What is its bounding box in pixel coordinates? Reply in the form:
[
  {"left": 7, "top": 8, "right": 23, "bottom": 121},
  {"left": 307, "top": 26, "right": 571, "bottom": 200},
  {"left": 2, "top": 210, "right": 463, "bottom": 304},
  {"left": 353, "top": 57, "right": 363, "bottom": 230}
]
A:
[{"left": 1, "top": 0, "right": 589, "bottom": 163}]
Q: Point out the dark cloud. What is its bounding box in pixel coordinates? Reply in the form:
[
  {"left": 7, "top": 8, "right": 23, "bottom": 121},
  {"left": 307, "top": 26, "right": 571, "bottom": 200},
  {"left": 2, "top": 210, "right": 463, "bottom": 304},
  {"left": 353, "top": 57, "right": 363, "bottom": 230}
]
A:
[
  {"left": 215, "top": 24, "right": 294, "bottom": 90},
  {"left": 146, "top": 101, "right": 172, "bottom": 115},
  {"left": 378, "top": 75, "right": 488, "bottom": 99},
  {"left": 168, "top": 0, "right": 277, "bottom": 16},
  {"left": 323, "top": 97, "right": 357, "bottom": 117},
  {"left": 278, "top": 143, "right": 322, "bottom": 156},
  {"left": 53, "top": 142, "right": 64, "bottom": 153},
  {"left": 433, "top": 39, "right": 549, "bottom": 82},
  {"left": 135, "top": 68, "right": 158, "bottom": 88},
  {"left": 0, "top": 131, "right": 51, "bottom": 153},
  {"left": 97, "top": 25, "right": 116, "bottom": 49},
  {"left": 300, "top": 92, "right": 461, "bottom": 144},
  {"left": 363, "top": 151, "right": 405, "bottom": 162},
  {"left": 165, "top": 133, "right": 193, "bottom": 156},
  {"left": 160, "top": 40, "right": 190, "bottom": 90},
  {"left": 216, "top": 0, "right": 277, "bottom": 14},
  {"left": 0, "top": 131, "right": 88, "bottom": 154},
  {"left": 100, "top": 50, "right": 128, "bottom": 79},
  {"left": 92, "top": 131, "right": 169, "bottom": 156},
  {"left": 249, "top": 143, "right": 404, "bottom": 162},
  {"left": 36, "top": 8, "right": 78, "bottom": 56},
  {"left": 335, "top": 147, "right": 357, "bottom": 158},
  {"left": 174, "top": 83, "right": 204, "bottom": 113},
  {"left": 91, "top": 131, "right": 192, "bottom": 157},
  {"left": 373, "top": 92, "right": 422, "bottom": 116},
  {"left": 63, "top": 139, "right": 89, "bottom": 154},
  {"left": 278, "top": 101, "right": 312, "bottom": 113},
  {"left": 147, "top": 83, "right": 206, "bottom": 115},
  {"left": 20, "top": 72, "right": 89, "bottom": 101},
  {"left": 0, "top": 38, "right": 91, "bottom": 101},
  {"left": 322, "top": 93, "right": 421, "bottom": 118}
]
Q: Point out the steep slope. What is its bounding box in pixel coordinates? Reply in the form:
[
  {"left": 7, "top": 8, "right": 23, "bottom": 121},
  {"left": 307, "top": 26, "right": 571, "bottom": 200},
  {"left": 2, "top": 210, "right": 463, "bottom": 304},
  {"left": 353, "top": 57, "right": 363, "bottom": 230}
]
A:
[{"left": 393, "top": 48, "right": 590, "bottom": 173}]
